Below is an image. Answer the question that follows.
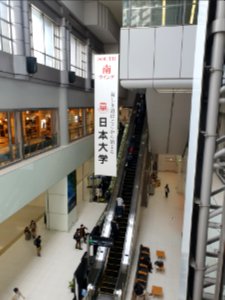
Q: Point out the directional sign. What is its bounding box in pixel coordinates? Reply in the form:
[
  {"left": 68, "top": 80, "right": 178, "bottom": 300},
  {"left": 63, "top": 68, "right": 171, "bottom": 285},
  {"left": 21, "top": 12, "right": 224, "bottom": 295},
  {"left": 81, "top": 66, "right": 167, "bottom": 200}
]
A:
[{"left": 89, "top": 236, "right": 114, "bottom": 247}]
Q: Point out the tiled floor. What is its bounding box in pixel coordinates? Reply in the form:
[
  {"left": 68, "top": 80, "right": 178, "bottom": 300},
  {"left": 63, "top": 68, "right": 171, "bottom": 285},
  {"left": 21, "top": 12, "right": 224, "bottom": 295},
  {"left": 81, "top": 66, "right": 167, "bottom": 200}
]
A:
[
  {"left": 126, "top": 171, "right": 184, "bottom": 300},
  {"left": 0, "top": 171, "right": 184, "bottom": 300}
]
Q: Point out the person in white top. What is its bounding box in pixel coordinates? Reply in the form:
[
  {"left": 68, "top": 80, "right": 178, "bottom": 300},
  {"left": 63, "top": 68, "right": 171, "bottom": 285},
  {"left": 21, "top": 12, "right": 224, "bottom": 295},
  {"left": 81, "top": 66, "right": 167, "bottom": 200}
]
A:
[
  {"left": 116, "top": 197, "right": 125, "bottom": 217},
  {"left": 116, "top": 197, "right": 124, "bottom": 206},
  {"left": 12, "top": 287, "right": 25, "bottom": 300}
]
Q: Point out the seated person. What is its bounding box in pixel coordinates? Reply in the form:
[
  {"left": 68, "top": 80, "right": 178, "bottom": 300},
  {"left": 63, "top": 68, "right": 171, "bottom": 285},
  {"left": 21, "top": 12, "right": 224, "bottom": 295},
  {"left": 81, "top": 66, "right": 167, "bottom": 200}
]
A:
[
  {"left": 154, "top": 260, "right": 164, "bottom": 268},
  {"left": 139, "top": 256, "right": 153, "bottom": 273},
  {"left": 133, "top": 281, "right": 146, "bottom": 298}
]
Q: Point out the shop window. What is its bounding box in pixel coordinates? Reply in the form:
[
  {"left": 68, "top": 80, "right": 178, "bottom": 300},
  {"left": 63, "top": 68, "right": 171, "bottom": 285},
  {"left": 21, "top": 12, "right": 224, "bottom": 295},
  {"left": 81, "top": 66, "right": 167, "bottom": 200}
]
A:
[
  {"left": 68, "top": 108, "right": 84, "bottom": 142},
  {"left": 30, "top": 5, "right": 61, "bottom": 69},
  {"left": 22, "top": 109, "right": 58, "bottom": 157},
  {"left": 85, "top": 108, "right": 94, "bottom": 135}
]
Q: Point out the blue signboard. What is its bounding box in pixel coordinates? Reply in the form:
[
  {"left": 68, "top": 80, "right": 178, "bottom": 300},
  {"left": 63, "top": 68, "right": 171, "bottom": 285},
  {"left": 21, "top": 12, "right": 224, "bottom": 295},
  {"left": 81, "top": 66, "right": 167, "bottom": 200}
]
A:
[{"left": 67, "top": 170, "right": 76, "bottom": 213}]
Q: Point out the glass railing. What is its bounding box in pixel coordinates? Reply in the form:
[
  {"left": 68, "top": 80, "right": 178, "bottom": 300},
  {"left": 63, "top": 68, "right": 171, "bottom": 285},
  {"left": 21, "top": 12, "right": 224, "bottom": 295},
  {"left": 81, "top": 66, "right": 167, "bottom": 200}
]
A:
[
  {"left": 0, "top": 142, "right": 22, "bottom": 168},
  {"left": 69, "top": 126, "right": 84, "bottom": 142},
  {"left": 0, "top": 135, "right": 59, "bottom": 169},
  {"left": 23, "top": 134, "right": 58, "bottom": 158},
  {"left": 123, "top": 0, "right": 198, "bottom": 28}
]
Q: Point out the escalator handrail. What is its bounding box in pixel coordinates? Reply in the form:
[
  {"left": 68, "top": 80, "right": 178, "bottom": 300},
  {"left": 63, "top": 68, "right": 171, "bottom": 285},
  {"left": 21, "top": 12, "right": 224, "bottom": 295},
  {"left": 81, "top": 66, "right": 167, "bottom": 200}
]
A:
[
  {"left": 87, "top": 104, "right": 138, "bottom": 293},
  {"left": 114, "top": 118, "right": 149, "bottom": 297}
]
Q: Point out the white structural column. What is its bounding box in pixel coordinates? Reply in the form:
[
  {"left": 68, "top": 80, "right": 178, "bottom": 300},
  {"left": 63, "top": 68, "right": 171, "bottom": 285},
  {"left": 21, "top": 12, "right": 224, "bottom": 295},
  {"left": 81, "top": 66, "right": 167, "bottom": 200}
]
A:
[
  {"left": 11, "top": 1, "right": 27, "bottom": 78},
  {"left": 22, "top": 0, "right": 31, "bottom": 56},
  {"left": 59, "top": 18, "right": 69, "bottom": 145},
  {"left": 85, "top": 38, "right": 92, "bottom": 91},
  {"left": 46, "top": 178, "right": 77, "bottom": 231},
  {"left": 60, "top": 18, "right": 70, "bottom": 84},
  {"left": 193, "top": 1, "right": 225, "bottom": 299},
  {"left": 11, "top": 0, "right": 24, "bottom": 55},
  {"left": 59, "top": 87, "right": 69, "bottom": 145}
]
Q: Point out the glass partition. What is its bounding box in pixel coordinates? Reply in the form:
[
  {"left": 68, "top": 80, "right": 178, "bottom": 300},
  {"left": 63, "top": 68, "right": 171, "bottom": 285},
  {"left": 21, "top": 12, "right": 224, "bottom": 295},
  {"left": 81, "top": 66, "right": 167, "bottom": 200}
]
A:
[
  {"left": 0, "top": 111, "right": 22, "bottom": 167},
  {"left": 85, "top": 108, "right": 94, "bottom": 135},
  {"left": 21, "top": 109, "right": 58, "bottom": 157},
  {"left": 123, "top": 0, "right": 198, "bottom": 27},
  {"left": 68, "top": 108, "right": 84, "bottom": 142},
  {"left": 68, "top": 108, "right": 94, "bottom": 142}
]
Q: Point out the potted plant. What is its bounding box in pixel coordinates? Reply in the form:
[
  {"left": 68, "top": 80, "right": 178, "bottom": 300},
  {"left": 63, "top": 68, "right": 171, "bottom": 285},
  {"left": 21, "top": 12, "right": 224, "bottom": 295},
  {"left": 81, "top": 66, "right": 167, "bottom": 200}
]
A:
[{"left": 68, "top": 279, "right": 75, "bottom": 293}]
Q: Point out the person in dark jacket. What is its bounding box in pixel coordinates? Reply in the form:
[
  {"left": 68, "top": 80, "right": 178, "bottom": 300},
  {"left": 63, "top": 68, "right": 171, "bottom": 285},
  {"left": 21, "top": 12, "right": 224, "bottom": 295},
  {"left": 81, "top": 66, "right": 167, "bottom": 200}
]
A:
[
  {"left": 75, "top": 252, "right": 88, "bottom": 300},
  {"left": 111, "top": 219, "right": 119, "bottom": 240},
  {"left": 74, "top": 228, "right": 82, "bottom": 250},
  {"left": 34, "top": 235, "right": 42, "bottom": 256},
  {"left": 164, "top": 184, "right": 170, "bottom": 198},
  {"left": 80, "top": 224, "right": 88, "bottom": 243}
]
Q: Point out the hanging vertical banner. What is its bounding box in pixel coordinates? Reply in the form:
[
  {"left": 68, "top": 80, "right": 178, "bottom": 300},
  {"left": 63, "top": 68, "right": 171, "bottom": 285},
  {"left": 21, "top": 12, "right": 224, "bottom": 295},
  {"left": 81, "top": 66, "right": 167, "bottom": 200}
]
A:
[{"left": 94, "top": 54, "right": 119, "bottom": 177}]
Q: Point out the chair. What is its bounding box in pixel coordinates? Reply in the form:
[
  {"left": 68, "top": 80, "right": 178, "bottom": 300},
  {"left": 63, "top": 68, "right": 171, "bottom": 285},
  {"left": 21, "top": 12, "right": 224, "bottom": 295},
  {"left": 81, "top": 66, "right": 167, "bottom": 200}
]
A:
[
  {"left": 156, "top": 250, "right": 166, "bottom": 259},
  {"left": 136, "top": 278, "right": 147, "bottom": 284},
  {"left": 155, "top": 265, "right": 165, "bottom": 272},
  {"left": 151, "top": 285, "right": 163, "bottom": 297},
  {"left": 137, "top": 270, "right": 148, "bottom": 276}
]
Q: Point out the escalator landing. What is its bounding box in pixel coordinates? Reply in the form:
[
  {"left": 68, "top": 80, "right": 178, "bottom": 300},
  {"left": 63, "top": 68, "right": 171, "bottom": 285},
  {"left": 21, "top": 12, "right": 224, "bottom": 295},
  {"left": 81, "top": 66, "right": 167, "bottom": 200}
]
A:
[{"left": 97, "top": 294, "right": 114, "bottom": 300}]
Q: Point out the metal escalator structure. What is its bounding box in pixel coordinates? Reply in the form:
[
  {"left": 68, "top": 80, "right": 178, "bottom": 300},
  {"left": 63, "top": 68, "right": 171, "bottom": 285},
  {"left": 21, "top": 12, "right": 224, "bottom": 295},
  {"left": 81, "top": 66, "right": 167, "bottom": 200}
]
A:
[
  {"left": 191, "top": 1, "right": 225, "bottom": 300},
  {"left": 87, "top": 95, "right": 148, "bottom": 300},
  {"left": 98, "top": 108, "right": 145, "bottom": 296}
]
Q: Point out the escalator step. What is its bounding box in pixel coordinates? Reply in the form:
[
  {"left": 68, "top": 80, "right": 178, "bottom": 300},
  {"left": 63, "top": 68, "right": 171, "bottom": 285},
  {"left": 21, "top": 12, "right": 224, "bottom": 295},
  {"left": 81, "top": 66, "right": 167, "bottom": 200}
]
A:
[
  {"left": 101, "top": 277, "right": 116, "bottom": 284},
  {"left": 107, "top": 263, "right": 120, "bottom": 269},
  {"left": 102, "top": 275, "right": 117, "bottom": 282},
  {"left": 100, "top": 287, "right": 114, "bottom": 294},
  {"left": 110, "top": 250, "right": 122, "bottom": 255},
  {"left": 105, "top": 270, "right": 118, "bottom": 277}
]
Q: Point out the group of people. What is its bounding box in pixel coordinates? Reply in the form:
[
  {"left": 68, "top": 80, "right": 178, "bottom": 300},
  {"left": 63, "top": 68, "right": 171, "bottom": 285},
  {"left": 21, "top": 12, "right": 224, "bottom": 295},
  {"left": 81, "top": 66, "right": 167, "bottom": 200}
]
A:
[
  {"left": 73, "top": 224, "right": 88, "bottom": 250},
  {"left": 94, "top": 176, "right": 111, "bottom": 202},
  {"left": 24, "top": 220, "right": 37, "bottom": 240},
  {"left": 23, "top": 219, "right": 42, "bottom": 257}
]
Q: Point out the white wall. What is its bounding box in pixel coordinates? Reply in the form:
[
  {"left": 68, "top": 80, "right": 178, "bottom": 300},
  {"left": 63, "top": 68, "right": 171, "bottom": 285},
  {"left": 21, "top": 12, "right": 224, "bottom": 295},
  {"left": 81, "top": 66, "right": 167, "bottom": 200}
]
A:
[
  {"left": 0, "top": 135, "right": 94, "bottom": 223},
  {"left": 61, "top": 1, "right": 84, "bottom": 24},
  {"left": 0, "top": 77, "right": 94, "bottom": 109},
  {"left": 146, "top": 88, "right": 191, "bottom": 155},
  {"left": 120, "top": 25, "right": 197, "bottom": 87},
  {"left": 47, "top": 178, "right": 69, "bottom": 231}
]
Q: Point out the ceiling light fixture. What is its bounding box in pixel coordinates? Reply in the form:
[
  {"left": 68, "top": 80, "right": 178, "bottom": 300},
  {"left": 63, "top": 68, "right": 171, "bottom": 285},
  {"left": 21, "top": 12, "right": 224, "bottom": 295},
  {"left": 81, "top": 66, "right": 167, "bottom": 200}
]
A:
[
  {"left": 189, "top": 0, "right": 197, "bottom": 25},
  {"left": 162, "top": 0, "right": 166, "bottom": 26}
]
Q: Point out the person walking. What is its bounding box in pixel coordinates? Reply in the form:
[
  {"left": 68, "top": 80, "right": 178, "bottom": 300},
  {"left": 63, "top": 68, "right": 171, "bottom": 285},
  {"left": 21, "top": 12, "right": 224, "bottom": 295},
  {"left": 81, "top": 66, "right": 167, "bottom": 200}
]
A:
[
  {"left": 80, "top": 224, "right": 88, "bottom": 243},
  {"left": 12, "top": 287, "right": 25, "bottom": 300},
  {"left": 164, "top": 184, "right": 170, "bottom": 198},
  {"left": 34, "top": 235, "right": 42, "bottom": 256},
  {"left": 74, "top": 228, "right": 82, "bottom": 250},
  {"left": 29, "top": 220, "right": 37, "bottom": 239},
  {"left": 24, "top": 226, "right": 31, "bottom": 240}
]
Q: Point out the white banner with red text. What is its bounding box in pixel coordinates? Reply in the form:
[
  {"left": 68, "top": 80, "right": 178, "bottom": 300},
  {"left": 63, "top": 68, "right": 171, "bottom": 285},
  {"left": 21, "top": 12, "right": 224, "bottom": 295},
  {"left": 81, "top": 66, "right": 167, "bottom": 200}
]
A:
[{"left": 94, "top": 54, "right": 119, "bottom": 177}]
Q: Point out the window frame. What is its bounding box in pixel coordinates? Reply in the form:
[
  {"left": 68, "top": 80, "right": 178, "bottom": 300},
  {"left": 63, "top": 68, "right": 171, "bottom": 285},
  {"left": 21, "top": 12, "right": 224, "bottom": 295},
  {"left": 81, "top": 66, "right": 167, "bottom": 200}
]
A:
[
  {"left": 70, "top": 34, "right": 87, "bottom": 78},
  {"left": 30, "top": 4, "right": 61, "bottom": 70},
  {"left": 0, "top": 0, "right": 13, "bottom": 54}
]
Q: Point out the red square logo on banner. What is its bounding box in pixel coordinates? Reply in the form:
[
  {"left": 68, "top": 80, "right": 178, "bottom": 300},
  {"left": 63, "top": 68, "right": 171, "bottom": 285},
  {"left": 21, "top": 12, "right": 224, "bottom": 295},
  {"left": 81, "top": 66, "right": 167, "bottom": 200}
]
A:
[{"left": 102, "top": 64, "right": 111, "bottom": 74}]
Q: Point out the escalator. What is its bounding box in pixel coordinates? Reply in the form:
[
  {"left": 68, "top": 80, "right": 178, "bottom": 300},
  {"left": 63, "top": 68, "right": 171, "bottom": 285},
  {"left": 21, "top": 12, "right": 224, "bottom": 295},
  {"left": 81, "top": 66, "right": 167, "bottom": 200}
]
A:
[{"left": 97, "top": 99, "right": 146, "bottom": 297}]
